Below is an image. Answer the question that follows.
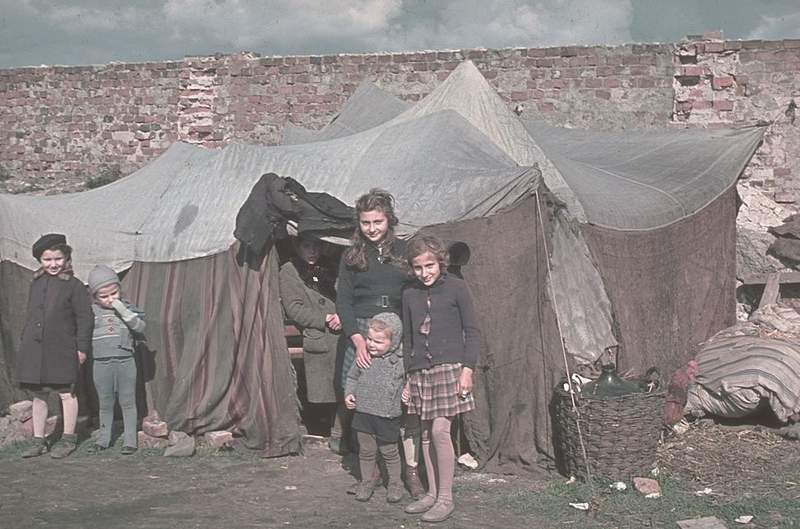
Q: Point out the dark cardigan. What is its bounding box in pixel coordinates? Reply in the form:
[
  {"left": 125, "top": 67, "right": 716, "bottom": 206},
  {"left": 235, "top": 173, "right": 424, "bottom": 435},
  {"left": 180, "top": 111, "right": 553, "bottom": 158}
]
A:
[{"left": 402, "top": 273, "right": 481, "bottom": 374}]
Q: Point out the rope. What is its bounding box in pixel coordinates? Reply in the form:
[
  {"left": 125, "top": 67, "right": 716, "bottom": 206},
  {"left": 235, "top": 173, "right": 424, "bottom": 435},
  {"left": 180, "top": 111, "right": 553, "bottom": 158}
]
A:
[{"left": 534, "top": 189, "right": 597, "bottom": 497}]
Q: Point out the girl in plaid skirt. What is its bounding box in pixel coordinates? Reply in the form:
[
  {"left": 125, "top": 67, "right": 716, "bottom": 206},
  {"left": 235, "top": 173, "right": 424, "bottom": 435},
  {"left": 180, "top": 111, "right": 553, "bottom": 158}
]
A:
[{"left": 401, "top": 233, "right": 481, "bottom": 523}]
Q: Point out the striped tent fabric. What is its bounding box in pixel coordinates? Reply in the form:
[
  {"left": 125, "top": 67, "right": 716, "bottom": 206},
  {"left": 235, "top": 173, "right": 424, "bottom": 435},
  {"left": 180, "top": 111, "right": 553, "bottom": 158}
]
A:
[
  {"left": 688, "top": 334, "right": 800, "bottom": 423},
  {"left": 122, "top": 245, "right": 302, "bottom": 456}
]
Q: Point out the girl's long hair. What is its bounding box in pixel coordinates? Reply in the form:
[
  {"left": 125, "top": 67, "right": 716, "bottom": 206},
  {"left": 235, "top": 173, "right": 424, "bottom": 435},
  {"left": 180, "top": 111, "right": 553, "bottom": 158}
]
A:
[{"left": 345, "top": 189, "right": 399, "bottom": 271}]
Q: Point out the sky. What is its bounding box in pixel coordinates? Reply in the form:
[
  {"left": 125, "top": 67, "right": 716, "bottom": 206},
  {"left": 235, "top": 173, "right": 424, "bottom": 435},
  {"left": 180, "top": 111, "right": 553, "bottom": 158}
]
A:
[{"left": 0, "top": 0, "right": 799, "bottom": 70}]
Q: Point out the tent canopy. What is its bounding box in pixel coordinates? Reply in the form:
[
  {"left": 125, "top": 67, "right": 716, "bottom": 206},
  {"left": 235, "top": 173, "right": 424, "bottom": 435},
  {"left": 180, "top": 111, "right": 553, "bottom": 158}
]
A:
[{"left": 0, "top": 61, "right": 764, "bottom": 473}]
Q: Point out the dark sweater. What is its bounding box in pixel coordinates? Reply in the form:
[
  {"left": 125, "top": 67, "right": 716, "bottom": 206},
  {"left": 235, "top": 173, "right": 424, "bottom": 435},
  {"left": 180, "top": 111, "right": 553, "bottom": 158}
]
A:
[
  {"left": 337, "top": 238, "right": 409, "bottom": 338},
  {"left": 402, "top": 274, "right": 481, "bottom": 373}
]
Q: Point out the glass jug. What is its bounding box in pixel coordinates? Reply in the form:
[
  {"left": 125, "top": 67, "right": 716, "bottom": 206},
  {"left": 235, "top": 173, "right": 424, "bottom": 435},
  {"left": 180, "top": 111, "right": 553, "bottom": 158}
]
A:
[{"left": 582, "top": 363, "right": 642, "bottom": 398}]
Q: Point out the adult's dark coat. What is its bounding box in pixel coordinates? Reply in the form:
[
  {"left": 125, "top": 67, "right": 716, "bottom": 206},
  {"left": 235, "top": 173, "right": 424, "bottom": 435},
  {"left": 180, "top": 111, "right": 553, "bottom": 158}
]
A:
[
  {"left": 279, "top": 258, "right": 342, "bottom": 403},
  {"left": 15, "top": 269, "right": 93, "bottom": 386}
]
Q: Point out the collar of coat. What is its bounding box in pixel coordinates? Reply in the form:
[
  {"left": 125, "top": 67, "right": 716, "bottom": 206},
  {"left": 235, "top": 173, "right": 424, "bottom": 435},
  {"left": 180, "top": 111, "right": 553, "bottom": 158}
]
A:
[{"left": 33, "top": 262, "right": 75, "bottom": 281}]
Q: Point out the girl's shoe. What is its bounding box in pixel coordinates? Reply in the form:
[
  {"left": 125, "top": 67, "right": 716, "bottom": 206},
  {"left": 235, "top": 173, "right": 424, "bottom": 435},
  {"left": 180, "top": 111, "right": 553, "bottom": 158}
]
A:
[
  {"left": 50, "top": 434, "right": 77, "bottom": 459},
  {"left": 420, "top": 499, "right": 454, "bottom": 523},
  {"left": 21, "top": 437, "right": 48, "bottom": 458},
  {"left": 327, "top": 436, "right": 348, "bottom": 455},
  {"left": 404, "top": 493, "right": 436, "bottom": 514},
  {"left": 87, "top": 443, "right": 106, "bottom": 453},
  {"left": 120, "top": 445, "right": 138, "bottom": 455}
]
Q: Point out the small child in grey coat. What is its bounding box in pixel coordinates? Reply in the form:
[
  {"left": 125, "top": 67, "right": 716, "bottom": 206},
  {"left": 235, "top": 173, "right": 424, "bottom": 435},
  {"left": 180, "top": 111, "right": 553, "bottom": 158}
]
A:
[
  {"left": 344, "top": 312, "right": 405, "bottom": 504},
  {"left": 87, "top": 265, "right": 146, "bottom": 455}
]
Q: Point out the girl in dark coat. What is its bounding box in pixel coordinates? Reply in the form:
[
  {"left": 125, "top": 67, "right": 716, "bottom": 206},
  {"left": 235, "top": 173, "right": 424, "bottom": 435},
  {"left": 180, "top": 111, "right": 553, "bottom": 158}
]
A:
[{"left": 16, "top": 233, "right": 93, "bottom": 459}]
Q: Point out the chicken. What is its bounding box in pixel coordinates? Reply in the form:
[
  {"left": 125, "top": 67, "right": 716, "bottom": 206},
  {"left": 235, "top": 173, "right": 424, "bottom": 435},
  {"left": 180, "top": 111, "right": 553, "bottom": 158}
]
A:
[{"left": 662, "top": 360, "right": 699, "bottom": 433}]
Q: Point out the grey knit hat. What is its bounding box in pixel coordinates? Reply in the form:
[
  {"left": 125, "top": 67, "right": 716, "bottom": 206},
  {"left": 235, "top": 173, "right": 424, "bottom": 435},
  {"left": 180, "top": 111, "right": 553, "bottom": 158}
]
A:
[
  {"left": 88, "top": 265, "right": 120, "bottom": 294},
  {"left": 370, "top": 312, "right": 403, "bottom": 355}
]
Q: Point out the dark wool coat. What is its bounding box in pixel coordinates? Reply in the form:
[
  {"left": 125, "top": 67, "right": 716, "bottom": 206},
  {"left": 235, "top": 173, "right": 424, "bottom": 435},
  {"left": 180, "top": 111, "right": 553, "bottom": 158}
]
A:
[
  {"left": 279, "top": 259, "right": 342, "bottom": 403},
  {"left": 16, "top": 269, "right": 93, "bottom": 386}
]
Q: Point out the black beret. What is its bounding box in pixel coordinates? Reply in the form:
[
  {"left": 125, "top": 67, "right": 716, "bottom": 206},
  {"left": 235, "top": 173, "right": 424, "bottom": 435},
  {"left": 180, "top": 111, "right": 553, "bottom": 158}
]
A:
[{"left": 32, "top": 233, "right": 67, "bottom": 261}]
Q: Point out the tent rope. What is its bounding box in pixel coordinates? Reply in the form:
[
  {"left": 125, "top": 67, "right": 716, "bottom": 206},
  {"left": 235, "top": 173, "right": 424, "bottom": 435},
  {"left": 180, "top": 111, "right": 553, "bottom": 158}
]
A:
[{"left": 534, "top": 189, "right": 597, "bottom": 497}]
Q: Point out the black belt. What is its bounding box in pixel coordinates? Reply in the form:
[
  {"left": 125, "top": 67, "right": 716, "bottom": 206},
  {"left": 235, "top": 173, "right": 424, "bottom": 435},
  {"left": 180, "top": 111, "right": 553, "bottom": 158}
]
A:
[{"left": 356, "top": 295, "right": 401, "bottom": 309}]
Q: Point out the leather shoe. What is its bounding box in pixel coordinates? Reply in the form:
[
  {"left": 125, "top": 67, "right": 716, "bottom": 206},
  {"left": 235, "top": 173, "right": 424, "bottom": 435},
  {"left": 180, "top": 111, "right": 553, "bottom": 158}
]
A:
[
  {"left": 420, "top": 499, "right": 454, "bottom": 523},
  {"left": 404, "top": 493, "right": 436, "bottom": 514}
]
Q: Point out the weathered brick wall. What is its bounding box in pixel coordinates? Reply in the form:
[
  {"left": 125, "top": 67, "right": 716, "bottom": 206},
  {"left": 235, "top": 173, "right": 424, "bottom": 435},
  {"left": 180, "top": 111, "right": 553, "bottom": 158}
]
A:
[
  {"left": 671, "top": 33, "right": 799, "bottom": 204},
  {"left": 0, "top": 34, "right": 797, "bottom": 203}
]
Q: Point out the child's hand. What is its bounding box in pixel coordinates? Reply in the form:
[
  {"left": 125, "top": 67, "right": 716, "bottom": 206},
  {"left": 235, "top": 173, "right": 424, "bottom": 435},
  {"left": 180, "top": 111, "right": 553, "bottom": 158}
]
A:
[
  {"left": 325, "top": 313, "right": 341, "bottom": 331},
  {"left": 352, "top": 335, "right": 371, "bottom": 369},
  {"left": 344, "top": 394, "right": 356, "bottom": 410},
  {"left": 401, "top": 381, "right": 411, "bottom": 404},
  {"left": 457, "top": 367, "right": 473, "bottom": 398},
  {"left": 77, "top": 351, "right": 87, "bottom": 365},
  {"left": 111, "top": 299, "right": 138, "bottom": 323}
]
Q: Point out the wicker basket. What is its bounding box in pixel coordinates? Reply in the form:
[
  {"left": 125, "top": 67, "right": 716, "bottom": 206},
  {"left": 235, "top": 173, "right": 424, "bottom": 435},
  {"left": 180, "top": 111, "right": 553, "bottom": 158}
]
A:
[{"left": 554, "top": 380, "right": 665, "bottom": 481}]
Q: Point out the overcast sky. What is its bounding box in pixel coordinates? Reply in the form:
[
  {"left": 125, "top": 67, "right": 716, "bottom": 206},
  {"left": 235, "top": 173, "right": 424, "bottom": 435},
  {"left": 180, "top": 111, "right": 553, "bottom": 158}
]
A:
[{"left": 1, "top": 0, "right": 799, "bottom": 70}]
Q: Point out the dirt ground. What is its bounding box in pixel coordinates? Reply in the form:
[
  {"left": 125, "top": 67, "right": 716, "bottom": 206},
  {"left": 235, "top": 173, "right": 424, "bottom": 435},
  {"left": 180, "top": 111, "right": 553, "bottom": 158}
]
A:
[
  {"left": 0, "top": 435, "right": 549, "bottom": 529},
  {"left": 1, "top": 420, "right": 798, "bottom": 529}
]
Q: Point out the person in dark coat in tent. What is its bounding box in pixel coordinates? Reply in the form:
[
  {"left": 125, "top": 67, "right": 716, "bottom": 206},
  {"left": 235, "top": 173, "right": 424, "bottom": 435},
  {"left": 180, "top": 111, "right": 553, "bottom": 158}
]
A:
[
  {"left": 16, "top": 233, "right": 93, "bottom": 459},
  {"left": 279, "top": 233, "right": 346, "bottom": 453}
]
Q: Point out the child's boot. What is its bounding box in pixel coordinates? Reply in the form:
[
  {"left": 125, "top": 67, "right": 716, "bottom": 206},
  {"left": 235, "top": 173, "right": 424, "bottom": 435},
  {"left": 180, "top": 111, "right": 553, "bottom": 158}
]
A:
[
  {"left": 405, "top": 464, "right": 426, "bottom": 500},
  {"left": 386, "top": 480, "right": 404, "bottom": 503},
  {"left": 355, "top": 480, "right": 375, "bottom": 502},
  {"left": 21, "top": 437, "right": 48, "bottom": 458},
  {"left": 50, "top": 433, "right": 77, "bottom": 459}
]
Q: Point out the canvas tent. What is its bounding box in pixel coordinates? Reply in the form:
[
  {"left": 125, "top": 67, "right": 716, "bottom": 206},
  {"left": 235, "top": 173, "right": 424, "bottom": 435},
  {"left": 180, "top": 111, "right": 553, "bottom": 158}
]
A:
[{"left": 0, "top": 61, "right": 764, "bottom": 473}]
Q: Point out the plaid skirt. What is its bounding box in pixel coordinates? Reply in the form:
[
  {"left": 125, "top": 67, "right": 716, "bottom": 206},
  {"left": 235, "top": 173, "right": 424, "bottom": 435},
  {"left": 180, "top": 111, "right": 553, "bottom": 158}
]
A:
[{"left": 407, "top": 363, "right": 475, "bottom": 420}]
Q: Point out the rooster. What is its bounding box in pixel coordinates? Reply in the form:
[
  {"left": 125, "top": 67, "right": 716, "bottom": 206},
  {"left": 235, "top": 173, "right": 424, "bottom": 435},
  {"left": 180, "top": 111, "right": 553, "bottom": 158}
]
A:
[{"left": 662, "top": 360, "right": 699, "bottom": 436}]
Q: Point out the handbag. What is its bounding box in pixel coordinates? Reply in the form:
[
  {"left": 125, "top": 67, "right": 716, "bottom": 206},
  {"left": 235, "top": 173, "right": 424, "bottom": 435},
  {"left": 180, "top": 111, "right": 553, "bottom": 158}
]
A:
[{"left": 134, "top": 339, "right": 157, "bottom": 382}]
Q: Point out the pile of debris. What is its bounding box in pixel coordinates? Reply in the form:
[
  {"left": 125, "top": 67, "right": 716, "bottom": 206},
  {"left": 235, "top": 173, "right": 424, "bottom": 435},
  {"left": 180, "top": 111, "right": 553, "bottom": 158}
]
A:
[{"left": 0, "top": 400, "right": 234, "bottom": 457}]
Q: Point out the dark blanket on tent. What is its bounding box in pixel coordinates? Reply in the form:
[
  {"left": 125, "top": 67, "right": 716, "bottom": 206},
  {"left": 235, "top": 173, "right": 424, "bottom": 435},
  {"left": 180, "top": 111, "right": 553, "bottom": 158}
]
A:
[{"left": 234, "top": 173, "right": 355, "bottom": 256}]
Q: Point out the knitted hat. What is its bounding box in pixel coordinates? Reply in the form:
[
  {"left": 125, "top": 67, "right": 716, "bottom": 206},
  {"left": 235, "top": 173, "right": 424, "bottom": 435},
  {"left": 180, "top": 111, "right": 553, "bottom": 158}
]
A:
[
  {"left": 88, "top": 265, "right": 120, "bottom": 295},
  {"left": 370, "top": 312, "right": 403, "bottom": 354},
  {"left": 32, "top": 233, "right": 67, "bottom": 261}
]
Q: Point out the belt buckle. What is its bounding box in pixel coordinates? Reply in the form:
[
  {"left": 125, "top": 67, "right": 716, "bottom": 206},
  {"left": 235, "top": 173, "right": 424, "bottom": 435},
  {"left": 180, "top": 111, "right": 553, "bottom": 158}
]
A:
[{"left": 381, "top": 295, "right": 389, "bottom": 308}]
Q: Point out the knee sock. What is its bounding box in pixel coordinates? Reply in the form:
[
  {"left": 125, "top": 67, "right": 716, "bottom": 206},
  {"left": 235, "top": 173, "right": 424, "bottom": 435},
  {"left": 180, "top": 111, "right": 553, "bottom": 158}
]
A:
[
  {"left": 431, "top": 417, "right": 456, "bottom": 503},
  {"left": 402, "top": 413, "right": 421, "bottom": 468},
  {"left": 402, "top": 435, "right": 419, "bottom": 468},
  {"left": 59, "top": 392, "right": 79, "bottom": 436},
  {"left": 378, "top": 442, "right": 401, "bottom": 485},
  {"left": 420, "top": 421, "right": 438, "bottom": 498},
  {"left": 31, "top": 394, "right": 49, "bottom": 438},
  {"left": 356, "top": 431, "right": 378, "bottom": 483}
]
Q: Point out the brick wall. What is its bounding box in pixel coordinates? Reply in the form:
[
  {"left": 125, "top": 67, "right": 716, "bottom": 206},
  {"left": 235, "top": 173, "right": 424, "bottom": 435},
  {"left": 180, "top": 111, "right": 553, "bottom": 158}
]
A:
[{"left": 0, "top": 33, "right": 798, "bottom": 202}]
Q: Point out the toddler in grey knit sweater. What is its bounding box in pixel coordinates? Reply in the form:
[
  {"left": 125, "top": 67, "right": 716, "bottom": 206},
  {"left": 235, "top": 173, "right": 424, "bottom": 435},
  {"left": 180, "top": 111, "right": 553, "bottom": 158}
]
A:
[
  {"left": 344, "top": 312, "right": 405, "bottom": 503},
  {"left": 87, "top": 265, "right": 146, "bottom": 455}
]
